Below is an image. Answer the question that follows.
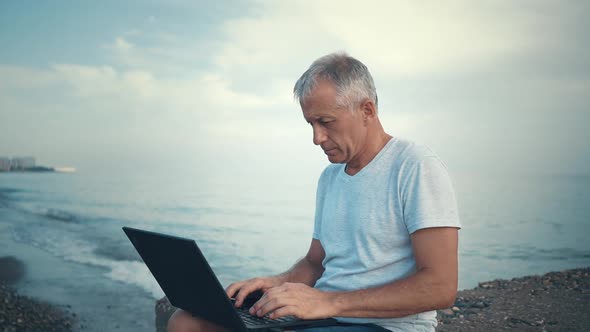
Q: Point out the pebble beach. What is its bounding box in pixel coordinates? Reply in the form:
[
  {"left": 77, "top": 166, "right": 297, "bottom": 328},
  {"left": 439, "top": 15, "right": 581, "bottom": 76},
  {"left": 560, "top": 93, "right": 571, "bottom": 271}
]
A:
[
  {"left": 0, "top": 256, "right": 76, "bottom": 332},
  {"left": 2, "top": 250, "right": 589, "bottom": 332},
  {"left": 437, "top": 267, "right": 590, "bottom": 331}
]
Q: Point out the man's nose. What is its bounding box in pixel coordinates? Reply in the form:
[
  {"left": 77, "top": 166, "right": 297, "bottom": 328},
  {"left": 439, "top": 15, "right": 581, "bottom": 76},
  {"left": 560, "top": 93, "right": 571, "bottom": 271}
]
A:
[{"left": 313, "top": 125, "right": 327, "bottom": 146}]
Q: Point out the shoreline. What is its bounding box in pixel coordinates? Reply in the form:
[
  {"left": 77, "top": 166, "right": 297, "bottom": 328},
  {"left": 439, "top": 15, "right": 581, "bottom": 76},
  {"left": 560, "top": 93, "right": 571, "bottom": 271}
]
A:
[
  {"left": 0, "top": 256, "right": 76, "bottom": 332},
  {"left": 2, "top": 250, "right": 588, "bottom": 331},
  {"left": 0, "top": 217, "right": 155, "bottom": 332},
  {"left": 0, "top": 281, "right": 76, "bottom": 332}
]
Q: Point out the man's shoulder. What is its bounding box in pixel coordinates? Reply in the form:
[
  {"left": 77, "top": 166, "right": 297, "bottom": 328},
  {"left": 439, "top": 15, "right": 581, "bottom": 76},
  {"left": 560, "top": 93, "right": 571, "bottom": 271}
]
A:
[{"left": 388, "top": 137, "right": 439, "bottom": 167}]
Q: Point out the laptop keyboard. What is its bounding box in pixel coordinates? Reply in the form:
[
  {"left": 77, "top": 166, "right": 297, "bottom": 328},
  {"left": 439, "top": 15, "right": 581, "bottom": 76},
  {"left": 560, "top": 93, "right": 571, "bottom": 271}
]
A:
[{"left": 236, "top": 306, "right": 298, "bottom": 326}]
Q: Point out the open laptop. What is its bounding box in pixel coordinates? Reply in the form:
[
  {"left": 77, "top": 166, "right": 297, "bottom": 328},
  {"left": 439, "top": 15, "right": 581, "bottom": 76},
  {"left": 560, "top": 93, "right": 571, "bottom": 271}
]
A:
[{"left": 123, "top": 227, "right": 338, "bottom": 331}]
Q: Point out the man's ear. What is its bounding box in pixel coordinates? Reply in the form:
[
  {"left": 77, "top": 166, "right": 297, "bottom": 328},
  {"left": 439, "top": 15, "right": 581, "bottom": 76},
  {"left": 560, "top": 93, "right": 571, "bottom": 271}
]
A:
[{"left": 360, "top": 99, "right": 377, "bottom": 122}]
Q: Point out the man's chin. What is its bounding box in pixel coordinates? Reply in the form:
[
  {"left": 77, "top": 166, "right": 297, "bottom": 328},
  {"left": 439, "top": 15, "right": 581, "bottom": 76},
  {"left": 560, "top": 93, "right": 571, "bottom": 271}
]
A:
[{"left": 327, "top": 155, "right": 346, "bottom": 164}]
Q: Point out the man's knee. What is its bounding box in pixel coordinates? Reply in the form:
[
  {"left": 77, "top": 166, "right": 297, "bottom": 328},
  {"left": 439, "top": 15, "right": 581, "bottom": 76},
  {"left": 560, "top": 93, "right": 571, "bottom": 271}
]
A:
[
  {"left": 167, "top": 309, "right": 196, "bottom": 332},
  {"left": 167, "top": 309, "right": 230, "bottom": 332}
]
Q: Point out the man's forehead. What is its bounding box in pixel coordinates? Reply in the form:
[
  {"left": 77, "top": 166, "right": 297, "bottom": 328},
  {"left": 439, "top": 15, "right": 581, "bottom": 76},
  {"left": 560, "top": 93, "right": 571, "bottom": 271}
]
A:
[
  {"left": 302, "top": 105, "right": 341, "bottom": 120},
  {"left": 301, "top": 96, "right": 335, "bottom": 112}
]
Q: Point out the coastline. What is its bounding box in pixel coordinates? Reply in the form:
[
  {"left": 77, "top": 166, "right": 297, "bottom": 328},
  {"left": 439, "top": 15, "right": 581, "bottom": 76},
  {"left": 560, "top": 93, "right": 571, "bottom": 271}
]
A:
[
  {"left": 0, "top": 212, "right": 155, "bottom": 332},
  {"left": 0, "top": 256, "right": 76, "bottom": 332},
  {"left": 2, "top": 248, "right": 588, "bottom": 331},
  {"left": 0, "top": 166, "right": 55, "bottom": 173},
  {"left": 153, "top": 267, "right": 590, "bottom": 332}
]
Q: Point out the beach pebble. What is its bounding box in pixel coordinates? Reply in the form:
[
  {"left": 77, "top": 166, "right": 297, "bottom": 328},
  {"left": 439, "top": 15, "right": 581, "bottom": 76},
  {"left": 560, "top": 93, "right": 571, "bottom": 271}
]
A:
[
  {"left": 474, "top": 301, "right": 486, "bottom": 308},
  {"left": 440, "top": 309, "right": 454, "bottom": 316}
]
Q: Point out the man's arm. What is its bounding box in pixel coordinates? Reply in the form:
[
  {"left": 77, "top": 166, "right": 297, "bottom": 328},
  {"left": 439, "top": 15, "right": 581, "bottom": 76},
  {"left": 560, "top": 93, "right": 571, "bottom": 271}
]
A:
[
  {"left": 251, "top": 227, "right": 458, "bottom": 319},
  {"left": 277, "top": 238, "right": 326, "bottom": 286},
  {"left": 226, "top": 239, "right": 325, "bottom": 308}
]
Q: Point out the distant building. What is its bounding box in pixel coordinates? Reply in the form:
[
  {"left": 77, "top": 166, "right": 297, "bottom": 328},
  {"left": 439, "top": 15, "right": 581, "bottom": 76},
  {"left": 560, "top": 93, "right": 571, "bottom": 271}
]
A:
[
  {"left": 11, "top": 156, "right": 36, "bottom": 170},
  {"left": 0, "top": 157, "right": 10, "bottom": 171}
]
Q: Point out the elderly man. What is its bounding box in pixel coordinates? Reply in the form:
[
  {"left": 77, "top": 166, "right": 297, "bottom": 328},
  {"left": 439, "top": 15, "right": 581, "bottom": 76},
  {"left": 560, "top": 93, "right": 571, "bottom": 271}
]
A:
[{"left": 168, "top": 53, "right": 461, "bottom": 332}]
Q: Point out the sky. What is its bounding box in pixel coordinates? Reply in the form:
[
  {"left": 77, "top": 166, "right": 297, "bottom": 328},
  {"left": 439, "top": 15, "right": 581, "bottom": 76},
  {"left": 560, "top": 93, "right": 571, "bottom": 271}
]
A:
[{"left": 1, "top": 0, "right": 589, "bottom": 176}]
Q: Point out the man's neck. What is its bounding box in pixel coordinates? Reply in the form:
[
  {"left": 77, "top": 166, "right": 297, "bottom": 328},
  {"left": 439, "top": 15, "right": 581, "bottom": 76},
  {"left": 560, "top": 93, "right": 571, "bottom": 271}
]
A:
[{"left": 345, "top": 131, "right": 392, "bottom": 176}]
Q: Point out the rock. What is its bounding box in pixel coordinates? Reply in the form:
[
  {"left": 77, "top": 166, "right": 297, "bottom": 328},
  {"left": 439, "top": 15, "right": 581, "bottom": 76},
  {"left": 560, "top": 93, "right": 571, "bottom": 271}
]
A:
[
  {"left": 440, "top": 309, "right": 454, "bottom": 316},
  {"left": 474, "top": 301, "right": 486, "bottom": 308},
  {"left": 155, "top": 297, "right": 177, "bottom": 332},
  {"left": 479, "top": 282, "right": 492, "bottom": 289},
  {"left": 0, "top": 257, "right": 26, "bottom": 284}
]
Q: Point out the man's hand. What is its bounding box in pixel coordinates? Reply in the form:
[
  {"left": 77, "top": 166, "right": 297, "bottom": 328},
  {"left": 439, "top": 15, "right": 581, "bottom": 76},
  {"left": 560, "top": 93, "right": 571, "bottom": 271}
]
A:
[
  {"left": 227, "top": 239, "right": 326, "bottom": 309},
  {"left": 225, "top": 276, "right": 285, "bottom": 308},
  {"left": 248, "top": 282, "right": 336, "bottom": 320}
]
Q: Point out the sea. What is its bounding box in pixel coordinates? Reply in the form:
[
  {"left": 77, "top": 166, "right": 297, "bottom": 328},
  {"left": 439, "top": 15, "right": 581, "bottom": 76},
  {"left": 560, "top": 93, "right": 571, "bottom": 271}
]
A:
[{"left": 1, "top": 168, "right": 589, "bottom": 331}]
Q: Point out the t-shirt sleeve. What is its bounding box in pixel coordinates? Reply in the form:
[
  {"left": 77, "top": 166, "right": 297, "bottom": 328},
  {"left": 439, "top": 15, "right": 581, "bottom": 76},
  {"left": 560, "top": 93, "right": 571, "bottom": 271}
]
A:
[{"left": 402, "top": 156, "right": 461, "bottom": 234}]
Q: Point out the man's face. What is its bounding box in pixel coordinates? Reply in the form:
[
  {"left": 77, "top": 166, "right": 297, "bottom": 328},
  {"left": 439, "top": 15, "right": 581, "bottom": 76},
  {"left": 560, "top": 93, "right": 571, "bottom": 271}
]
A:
[{"left": 301, "top": 80, "right": 367, "bottom": 164}]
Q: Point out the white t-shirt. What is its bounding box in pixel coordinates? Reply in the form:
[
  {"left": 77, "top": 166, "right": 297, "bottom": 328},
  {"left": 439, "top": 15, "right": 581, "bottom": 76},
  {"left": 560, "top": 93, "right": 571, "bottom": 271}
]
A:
[{"left": 313, "top": 137, "right": 461, "bottom": 332}]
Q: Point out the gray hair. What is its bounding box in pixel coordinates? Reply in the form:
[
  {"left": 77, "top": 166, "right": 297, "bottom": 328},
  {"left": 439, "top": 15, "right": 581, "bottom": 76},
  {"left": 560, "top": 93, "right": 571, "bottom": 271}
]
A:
[{"left": 293, "top": 52, "right": 378, "bottom": 111}]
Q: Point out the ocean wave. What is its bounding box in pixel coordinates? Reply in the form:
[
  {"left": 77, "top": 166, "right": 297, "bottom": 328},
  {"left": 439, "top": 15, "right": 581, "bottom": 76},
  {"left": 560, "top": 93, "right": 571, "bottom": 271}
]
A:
[
  {"left": 43, "top": 208, "right": 79, "bottom": 223},
  {"left": 93, "top": 244, "right": 143, "bottom": 263},
  {"left": 482, "top": 247, "right": 590, "bottom": 261},
  {"left": 157, "top": 205, "right": 265, "bottom": 219},
  {"left": 0, "top": 187, "right": 22, "bottom": 206},
  {"left": 0, "top": 187, "right": 24, "bottom": 195},
  {"left": 107, "top": 261, "right": 164, "bottom": 299},
  {"left": 5, "top": 201, "right": 81, "bottom": 225}
]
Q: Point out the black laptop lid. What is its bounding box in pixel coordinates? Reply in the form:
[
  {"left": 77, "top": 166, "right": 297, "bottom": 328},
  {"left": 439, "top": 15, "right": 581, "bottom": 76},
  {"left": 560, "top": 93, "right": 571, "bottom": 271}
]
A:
[{"left": 122, "top": 227, "right": 246, "bottom": 331}]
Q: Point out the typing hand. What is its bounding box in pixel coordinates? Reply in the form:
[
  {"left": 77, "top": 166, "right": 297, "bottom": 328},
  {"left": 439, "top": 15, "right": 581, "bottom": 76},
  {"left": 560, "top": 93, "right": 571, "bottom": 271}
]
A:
[
  {"left": 226, "top": 276, "right": 285, "bottom": 308},
  {"left": 248, "top": 282, "right": 336, "bottom": 320}
]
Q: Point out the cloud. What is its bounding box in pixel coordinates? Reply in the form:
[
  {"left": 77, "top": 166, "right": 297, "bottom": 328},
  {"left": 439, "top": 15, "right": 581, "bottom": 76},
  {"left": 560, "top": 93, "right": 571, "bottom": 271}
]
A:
[
  {"left": 0, "top": 66, "right": 60, "bottom": 89},
  {"left": 93, "top": 1, "right": 587, "bottom": 118},
  {"left": 114, "top": 37, "right": 134, "bottom": 52},
  {"left": 212, "top": 0, "right": 543, "bottom": 92},
  {"left": 2, "top": 0, "right": 589, "bottom": 174},
  {"left": 102, "top": 34, "right": 217, "bottom": 77}
]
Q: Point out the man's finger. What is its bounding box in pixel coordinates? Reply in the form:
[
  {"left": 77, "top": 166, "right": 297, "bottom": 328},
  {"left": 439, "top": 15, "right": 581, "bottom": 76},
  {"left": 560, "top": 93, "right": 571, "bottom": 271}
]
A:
[
  {"left": 250, "top": 285, "right": 289, "bottom": 313},
  {"left": 234, "top": 282, "right": 264, "bottom": 307},
  {"left": 225, "top": 281, "right": 245, "bottom": 298},
  {"left": 261, "top": 284, "right": 286, "bottom": 298},
  {"left": 253, "top": 293, "right": 297, "bottom": 318},
  {"left": 253, "top": 295, "right": 281, "bottom": 317},
  {"left": 268, "top": 305, "right": 295, "bottom": 319}
]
